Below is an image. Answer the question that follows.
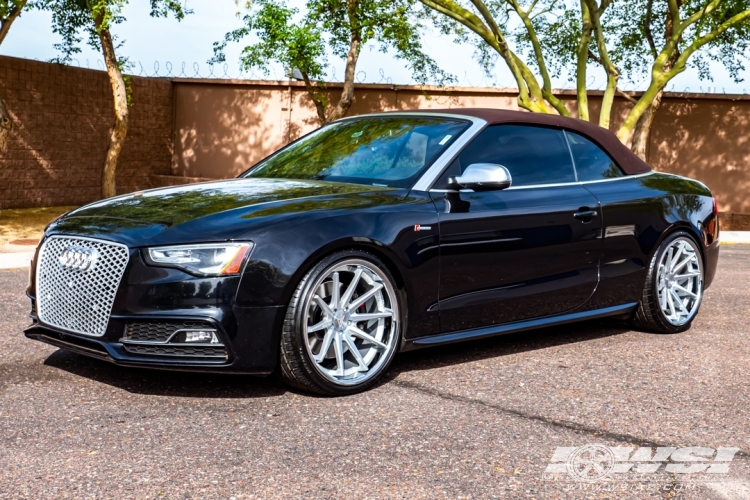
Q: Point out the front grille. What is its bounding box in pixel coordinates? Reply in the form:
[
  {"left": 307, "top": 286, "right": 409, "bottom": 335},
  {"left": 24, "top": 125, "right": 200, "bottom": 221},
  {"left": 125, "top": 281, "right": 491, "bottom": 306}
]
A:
[
  {"left": 123, "top": 344, "right": 228, "bottom": 358},
  {"left": 36, "top": 236, "right": 129, "bottom": 337},
  {"left": 123, "top": 320, "right": 215, "bottom": 343}
]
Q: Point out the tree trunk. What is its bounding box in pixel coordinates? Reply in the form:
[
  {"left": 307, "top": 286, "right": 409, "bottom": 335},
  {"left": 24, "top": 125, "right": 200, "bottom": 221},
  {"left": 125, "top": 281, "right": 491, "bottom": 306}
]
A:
[
  {"left": 326, "top": 0, "right": 361, "bottom": 123},
  {"left": 630, "top": 89, "right": 664, "bottom": 161},
  {"left": 0, "top": 0, "right": 29, "bottom": 152},
  {"left": 93, "top": 13, "right": 129, "bottom": 199}
]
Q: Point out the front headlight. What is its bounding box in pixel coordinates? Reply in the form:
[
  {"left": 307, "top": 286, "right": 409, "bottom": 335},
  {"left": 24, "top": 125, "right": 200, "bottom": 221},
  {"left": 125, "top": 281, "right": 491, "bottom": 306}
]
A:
[{"left": 144, "top": 242, "right": 254, "bottom": 276}]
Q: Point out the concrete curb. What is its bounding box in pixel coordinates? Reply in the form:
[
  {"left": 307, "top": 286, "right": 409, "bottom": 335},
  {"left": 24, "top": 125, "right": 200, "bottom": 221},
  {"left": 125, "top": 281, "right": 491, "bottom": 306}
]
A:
[
  {"left": 0, "top": 251, "right": 34, "bottom": 270},
  {"left": 720, "top": 231, "right": 750, "bottom": 244}
]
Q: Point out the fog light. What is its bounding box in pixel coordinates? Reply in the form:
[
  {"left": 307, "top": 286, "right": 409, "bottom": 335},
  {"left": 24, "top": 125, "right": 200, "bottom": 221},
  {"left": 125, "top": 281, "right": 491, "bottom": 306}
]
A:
[{"left": 184, "top": 330, "right": 220, "bottom": 344}]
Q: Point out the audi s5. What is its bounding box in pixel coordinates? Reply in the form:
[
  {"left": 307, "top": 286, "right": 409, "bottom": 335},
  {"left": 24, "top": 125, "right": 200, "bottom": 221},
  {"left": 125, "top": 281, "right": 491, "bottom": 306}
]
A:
[{"left": 25, "top": 109, "right": 720, "bottom": 395}]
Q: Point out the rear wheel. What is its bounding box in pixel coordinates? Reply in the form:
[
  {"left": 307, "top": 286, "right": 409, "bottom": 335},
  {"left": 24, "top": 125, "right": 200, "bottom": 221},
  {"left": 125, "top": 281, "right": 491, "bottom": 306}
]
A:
[
  {"left": 632, "top": 232, "right": 704, "bottom": 333},
  {"left": 279, "top": 251, "right": 402, "bottom": 395}
]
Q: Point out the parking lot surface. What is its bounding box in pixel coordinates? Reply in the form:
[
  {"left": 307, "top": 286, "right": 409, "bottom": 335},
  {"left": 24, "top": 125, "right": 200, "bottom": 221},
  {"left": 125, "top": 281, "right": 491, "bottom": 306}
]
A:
[{"left": 1, "top": 246, "right": 749, "bottom": 499}]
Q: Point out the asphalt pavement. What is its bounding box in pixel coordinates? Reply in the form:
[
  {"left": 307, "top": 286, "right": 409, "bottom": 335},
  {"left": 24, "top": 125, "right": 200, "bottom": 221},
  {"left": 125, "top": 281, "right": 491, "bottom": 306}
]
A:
[{"left": 1, "top": 246, "right": 749, "bottom": 499}]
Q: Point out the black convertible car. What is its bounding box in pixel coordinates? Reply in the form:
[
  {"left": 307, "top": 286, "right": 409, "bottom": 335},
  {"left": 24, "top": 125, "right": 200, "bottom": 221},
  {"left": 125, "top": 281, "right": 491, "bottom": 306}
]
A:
[{"left": 25, "top": 109, "right": 720, "bottom": 395}]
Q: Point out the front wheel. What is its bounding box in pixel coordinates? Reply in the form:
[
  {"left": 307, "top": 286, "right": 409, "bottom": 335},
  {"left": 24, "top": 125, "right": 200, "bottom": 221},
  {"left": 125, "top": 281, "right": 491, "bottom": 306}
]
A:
[
  {"left": 631, "top": 231, "right": 704, "bottom": 333},
  {"left": 278, "top": 251, "right": 403, "bottom": 396}
]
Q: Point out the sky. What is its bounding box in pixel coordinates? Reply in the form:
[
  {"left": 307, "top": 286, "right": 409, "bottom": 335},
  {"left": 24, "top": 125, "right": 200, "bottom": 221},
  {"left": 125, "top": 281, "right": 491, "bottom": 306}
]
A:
[{"left": 3, "top": 0, "right": 748, "bottom": 94}]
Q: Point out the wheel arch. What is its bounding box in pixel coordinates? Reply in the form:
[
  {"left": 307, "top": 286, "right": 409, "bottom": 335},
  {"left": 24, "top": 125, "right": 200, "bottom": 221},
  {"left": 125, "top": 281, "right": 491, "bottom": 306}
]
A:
[
  {"left": 649, "top": 221, "right": 706, "bottom": 267},
  {"left": 277, "top": 237, "right": 409, "bottom": 310}
]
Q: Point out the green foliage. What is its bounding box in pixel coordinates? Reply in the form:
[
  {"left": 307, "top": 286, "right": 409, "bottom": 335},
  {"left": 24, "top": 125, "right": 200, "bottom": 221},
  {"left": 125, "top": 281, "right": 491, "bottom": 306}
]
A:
[
  {"left": 42, "top": 0, "right": 191, "bottom": 64},
  {"left": 212, "top": 0, "right": 454, "bottom": 86},
  {"left": 606, "top": 0, "right": 750, "bottom": 84},
  {"left": 214, "top": 1, "right": 328, "bottom": 80},
  {"left": 512, "top": 1, "right": 585, "bottom": 82},
  {"left": 0, "top": 0, "right": 30, "bottom": 20}
]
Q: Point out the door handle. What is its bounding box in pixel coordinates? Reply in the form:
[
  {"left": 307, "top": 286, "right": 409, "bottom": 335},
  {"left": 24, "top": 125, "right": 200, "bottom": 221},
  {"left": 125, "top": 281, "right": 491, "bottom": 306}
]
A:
[{"left": 574, "top": 209, "right": 599, "bottom": 221}]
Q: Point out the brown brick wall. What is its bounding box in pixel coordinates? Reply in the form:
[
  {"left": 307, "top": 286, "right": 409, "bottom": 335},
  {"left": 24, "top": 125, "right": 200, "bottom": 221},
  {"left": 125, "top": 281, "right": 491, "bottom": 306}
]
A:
[{"left": 0, "top": 56, "right": 173, "bottom": 209}]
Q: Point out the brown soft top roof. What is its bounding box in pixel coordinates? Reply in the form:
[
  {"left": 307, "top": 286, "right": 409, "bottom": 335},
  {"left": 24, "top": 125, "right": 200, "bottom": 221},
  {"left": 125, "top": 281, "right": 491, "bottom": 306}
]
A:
[{"left": 402, "top": 108, "right": 651, "bottom": 175}]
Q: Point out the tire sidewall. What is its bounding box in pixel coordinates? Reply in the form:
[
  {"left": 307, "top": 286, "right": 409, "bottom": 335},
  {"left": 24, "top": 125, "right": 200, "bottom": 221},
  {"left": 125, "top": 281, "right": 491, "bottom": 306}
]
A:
[
  {"left": 647, "top": 231, "right": 704, "bottom": 333},
  {"left": 288, "top": 250, "right": 403, "bottom": 395}
]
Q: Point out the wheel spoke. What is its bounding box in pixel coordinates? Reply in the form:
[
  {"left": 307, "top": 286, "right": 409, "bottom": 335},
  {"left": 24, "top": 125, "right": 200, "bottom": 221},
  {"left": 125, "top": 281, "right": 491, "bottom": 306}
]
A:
[
  {"left": 348, "top": 325, "right": 387, "bottom": 349},
  {"left": 670, "top": 289, "right": 689, "bottom": 315},
  {"left": 343, "top": 332, "right": 369, "bottom": 372},
  {"left": 333, "top": 332, "right": 345, "bottom": 377},
  {"left": 331, "top": 272, "right": 340, "bottom": 309},
  {"left": 673, "top": 255, "right": 694, "bottom": 273},
  {"left": 666, "top": 246, "right": 675, "bottom": 270},
  {"left": 666, "top": 291, "right": 677, "bottom": 319},
  {"left": 314, "top": 294, "right": 334, "bottom": 316},
  {"left": 675, "top": 272, "right": 700, "bottom": 279},
  {"left": 313, "top": 329, "right": 334, "bottom": 363},
  {"left": 670, "top": 242, "right": 684, "bottom": 268},
  {"left": 339, "top": 268, "right": 362, "bottom": 309},
  {"left": 308, "top": 318, "right": 332, "bottom": 333},
  {"left": 350, "top": 310, "right": 393, "bottom": 321},
  {"left": 347, "top": 283, "right": 384, "bottom": 311},
  {"left": 673, "top": 283, "right": 698, "bottom": 299},
  {"left": 313, "top": 329, "right": 333, "bottom": 363}
]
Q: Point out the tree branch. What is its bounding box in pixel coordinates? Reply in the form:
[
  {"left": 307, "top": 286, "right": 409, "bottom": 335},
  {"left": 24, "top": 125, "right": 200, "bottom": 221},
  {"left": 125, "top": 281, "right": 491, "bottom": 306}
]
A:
[
  {"left": 300, "top": 70, "right": 329, "bottom": 125},
  {"left": 575, "top": 0, "right": 593, "bottom": 121},
  {"left": 506, "top": 0, "right": 570, "bottom": 116},
  {"left": 644, "top": 0, "right": 657, "bottom": 58},
  {"left": 327, "top": 0, "right": 361, "bottom": 122},
  {"left": 584, "top": 0, "right": 619, "bottom": 128},
  {"left": 616, "top": 87, "right": 638, "bottom": 105},
  {"left": 0, "top": 0, "right": 28, "bottom": 45},
  {"left": 421, "top": 0, "right": 554, "bottom": 113}
]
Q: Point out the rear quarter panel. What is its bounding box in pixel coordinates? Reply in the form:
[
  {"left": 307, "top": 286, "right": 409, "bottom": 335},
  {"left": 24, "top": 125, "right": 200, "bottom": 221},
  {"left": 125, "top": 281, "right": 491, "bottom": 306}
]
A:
[{"left": 582, "top": 172, "right": 717, "bottom": 310}]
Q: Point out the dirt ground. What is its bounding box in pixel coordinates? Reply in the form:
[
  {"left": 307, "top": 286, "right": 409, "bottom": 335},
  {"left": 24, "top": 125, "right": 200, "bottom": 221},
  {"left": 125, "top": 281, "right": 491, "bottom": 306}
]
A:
[{"left": 0, "top": 206, "right": 77, "bottom": 248}]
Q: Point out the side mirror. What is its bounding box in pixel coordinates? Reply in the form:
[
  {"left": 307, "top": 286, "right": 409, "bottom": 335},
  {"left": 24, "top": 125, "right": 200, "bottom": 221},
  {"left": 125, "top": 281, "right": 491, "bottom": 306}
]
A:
[{"left": 449, "top": 163, "right": 512, "bottom": 191}]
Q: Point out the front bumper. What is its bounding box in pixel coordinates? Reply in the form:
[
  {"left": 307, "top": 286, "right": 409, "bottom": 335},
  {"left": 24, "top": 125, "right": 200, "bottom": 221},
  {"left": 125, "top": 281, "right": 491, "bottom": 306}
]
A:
[
  {"left": 25, "top": 304, "right": 284, "bottom": 374},
  {"left": 26, "top": 244, "right": 285, "bottom": 375}
]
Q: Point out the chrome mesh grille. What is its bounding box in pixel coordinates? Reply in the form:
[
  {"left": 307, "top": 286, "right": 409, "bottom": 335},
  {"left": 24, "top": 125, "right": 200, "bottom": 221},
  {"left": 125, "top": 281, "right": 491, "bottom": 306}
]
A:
[{"left": 36, "top": 236, "right": 130, "bottom": 337}]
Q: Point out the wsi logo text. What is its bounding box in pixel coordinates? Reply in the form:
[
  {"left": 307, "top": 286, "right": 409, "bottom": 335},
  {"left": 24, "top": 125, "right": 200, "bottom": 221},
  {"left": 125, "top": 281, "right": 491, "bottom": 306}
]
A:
[{"left": 544, "top": 445, "right": 740, "bottom": 482}]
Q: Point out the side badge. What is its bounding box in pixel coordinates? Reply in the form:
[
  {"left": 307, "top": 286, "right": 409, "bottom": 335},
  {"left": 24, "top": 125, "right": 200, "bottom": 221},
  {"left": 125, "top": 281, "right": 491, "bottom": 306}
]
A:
[{"left": 414, "top": 224, "right": 432, "bottom": 232}]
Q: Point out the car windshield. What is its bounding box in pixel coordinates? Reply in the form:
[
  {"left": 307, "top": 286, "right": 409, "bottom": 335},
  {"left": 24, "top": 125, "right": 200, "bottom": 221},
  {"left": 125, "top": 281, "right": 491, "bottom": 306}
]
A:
[{"left": 242, "top": 116, "right": 470, "bottom": 188}]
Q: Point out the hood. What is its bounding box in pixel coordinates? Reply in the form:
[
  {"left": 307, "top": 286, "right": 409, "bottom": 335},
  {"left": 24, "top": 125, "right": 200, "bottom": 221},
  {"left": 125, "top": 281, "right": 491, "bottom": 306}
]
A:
[{"left": 46, "top": 178, "right": 399, "bottom": 246}]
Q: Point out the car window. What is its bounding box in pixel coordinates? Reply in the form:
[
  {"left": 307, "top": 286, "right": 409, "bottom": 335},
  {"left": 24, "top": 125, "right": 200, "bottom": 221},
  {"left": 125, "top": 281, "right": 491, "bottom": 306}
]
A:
[
  {"left": 565, "top": 131, "right": 624, "bottom": 181},
  {"left": 244, "top": 117, "right": 469, "bottom": 188},
  {"left": 434, "top": 124, "right": 576, "bottom": 188}
]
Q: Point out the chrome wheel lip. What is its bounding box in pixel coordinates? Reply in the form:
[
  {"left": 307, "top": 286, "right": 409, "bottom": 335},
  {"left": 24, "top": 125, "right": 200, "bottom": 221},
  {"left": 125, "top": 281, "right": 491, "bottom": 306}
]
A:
[
  {"left": 302, "top": 258, "right": 399, "bottom": 387},
  {"left": 656, "top": 237, "right": 703, "bottom": 326}
]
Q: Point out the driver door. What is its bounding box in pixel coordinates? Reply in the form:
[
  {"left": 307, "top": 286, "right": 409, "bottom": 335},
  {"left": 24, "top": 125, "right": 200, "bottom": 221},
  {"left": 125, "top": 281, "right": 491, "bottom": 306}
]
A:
[{"left": 430, "top": 124, "right": 602, "bottom": 333}]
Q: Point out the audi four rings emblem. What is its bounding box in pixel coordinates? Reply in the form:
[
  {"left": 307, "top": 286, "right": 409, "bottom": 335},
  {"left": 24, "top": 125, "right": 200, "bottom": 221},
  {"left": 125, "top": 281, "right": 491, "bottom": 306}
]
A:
[{"left": 58, "top": 246, "right": 98, "bottom": 271}]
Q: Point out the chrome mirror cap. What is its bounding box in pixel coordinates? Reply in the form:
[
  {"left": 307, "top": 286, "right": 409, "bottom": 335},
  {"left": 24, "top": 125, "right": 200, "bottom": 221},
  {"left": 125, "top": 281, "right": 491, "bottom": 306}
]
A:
[{"left": 450, "top": 163, "right": 512, "bottom": 191}]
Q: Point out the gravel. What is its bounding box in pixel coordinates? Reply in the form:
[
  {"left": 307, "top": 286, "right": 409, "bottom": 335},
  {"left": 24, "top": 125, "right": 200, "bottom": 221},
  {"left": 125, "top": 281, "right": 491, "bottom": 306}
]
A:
[{"left": 1, "top": 246, "right": 749, "bottom": 499}]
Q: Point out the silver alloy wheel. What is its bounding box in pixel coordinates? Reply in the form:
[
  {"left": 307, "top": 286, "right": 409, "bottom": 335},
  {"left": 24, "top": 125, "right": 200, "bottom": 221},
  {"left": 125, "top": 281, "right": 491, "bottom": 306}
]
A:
[
  {"left": 657, "top": 237, "right": 703, "bottom": 326},
  {"left": 302, "top": 259, "right": 399, "bottom": 386}
]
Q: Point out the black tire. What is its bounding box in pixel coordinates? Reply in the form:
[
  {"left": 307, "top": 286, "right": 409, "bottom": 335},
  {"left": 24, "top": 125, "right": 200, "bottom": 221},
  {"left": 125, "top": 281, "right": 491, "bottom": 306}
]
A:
[
  {"left": 631, "top": 231, "right": 704, "bottom": 334},
  {"left": 278, "top": 250, "right": 403, "bottom": 396}
]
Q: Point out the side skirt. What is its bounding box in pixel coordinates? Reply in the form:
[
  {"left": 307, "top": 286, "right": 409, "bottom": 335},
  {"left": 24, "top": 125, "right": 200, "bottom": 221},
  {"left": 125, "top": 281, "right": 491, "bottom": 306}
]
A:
[{"left": 401, "top": 302, "right": 638, "bottom": 351}]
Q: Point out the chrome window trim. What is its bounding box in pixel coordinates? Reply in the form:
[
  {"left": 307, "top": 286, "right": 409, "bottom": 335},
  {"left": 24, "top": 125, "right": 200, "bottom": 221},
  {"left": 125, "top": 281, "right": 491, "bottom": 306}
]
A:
[
  {"left": 428, "top": 171, "right": 655, "bottom": 193},
  {"left": 407, "top": 115, "right": 488, "bottom": 192}
]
